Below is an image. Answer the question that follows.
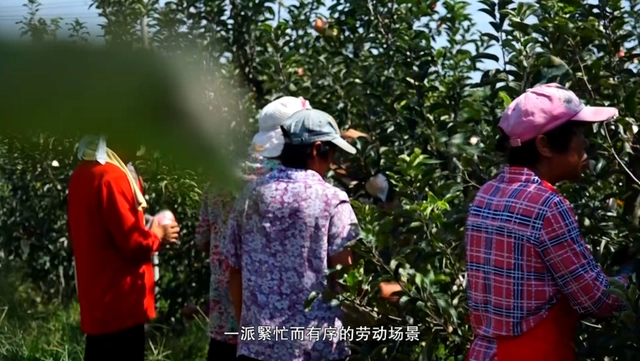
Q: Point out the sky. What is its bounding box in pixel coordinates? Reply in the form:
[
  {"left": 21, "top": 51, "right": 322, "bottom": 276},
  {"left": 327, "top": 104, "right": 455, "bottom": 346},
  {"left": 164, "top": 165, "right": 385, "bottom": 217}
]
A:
[
  {"left": 0, "top": 0, "right": 100, "bottom": 34},
  {"left": 0, "top": 0, "right": 498, "bottom": 80},
  {"left": 0, "top": 0, "right": 496, "bottom": 44}
]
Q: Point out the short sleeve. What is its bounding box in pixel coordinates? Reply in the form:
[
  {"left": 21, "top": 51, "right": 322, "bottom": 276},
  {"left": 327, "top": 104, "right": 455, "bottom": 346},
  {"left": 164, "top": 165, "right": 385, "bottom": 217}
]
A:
[{"left": 327, "top": 200, "right": 360, "bottom": 256}]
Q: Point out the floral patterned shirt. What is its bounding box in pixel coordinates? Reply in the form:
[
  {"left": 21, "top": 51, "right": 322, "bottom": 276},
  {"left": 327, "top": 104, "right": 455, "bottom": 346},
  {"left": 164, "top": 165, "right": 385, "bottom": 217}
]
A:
[
  {"left": 223, "top": 165, "right": 360, "bottom": 361},
  {"left": 195, "top": 155, "right": 279, "bottom": 344}
]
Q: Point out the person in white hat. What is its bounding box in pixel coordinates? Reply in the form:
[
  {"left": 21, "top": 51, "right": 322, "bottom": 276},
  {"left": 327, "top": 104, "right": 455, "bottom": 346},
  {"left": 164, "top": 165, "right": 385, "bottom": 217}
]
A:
[
  {"left": 249, "top": 96, "right": 311, "bottom": 158},
  {"left": 190, "top": 96, "right": 311, "bottom": 361},
  {"left": 223, "top": 108, "right": 359, "bottom": 361}
]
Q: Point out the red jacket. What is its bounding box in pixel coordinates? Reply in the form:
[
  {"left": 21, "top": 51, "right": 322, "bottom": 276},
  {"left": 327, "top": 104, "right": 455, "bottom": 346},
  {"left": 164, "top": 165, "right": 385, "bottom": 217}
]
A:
[{"left": 67, "top": 161, "right": 160, "bottom": 335}]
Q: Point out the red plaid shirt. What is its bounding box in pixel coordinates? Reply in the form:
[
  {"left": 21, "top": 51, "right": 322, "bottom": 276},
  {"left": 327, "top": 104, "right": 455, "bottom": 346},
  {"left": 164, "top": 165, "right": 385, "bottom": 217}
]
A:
[{"left": 465, "top": 166, "right": 628, "bottom": 361}]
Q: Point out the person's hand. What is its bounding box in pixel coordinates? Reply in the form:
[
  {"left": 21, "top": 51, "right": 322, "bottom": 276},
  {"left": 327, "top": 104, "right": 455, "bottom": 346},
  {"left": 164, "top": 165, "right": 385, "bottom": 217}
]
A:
[
  {"left": 379, "top": 281, "right": 403, "bottom": 304},
  {"left": 611, "top": 242, "right": 640, "bottom": 276},
  {"left": 621, "top": 259, "right": 640, "bottom": 277},
  {"left": 150, "top": 218, "right": 180, "bottom": 244}
]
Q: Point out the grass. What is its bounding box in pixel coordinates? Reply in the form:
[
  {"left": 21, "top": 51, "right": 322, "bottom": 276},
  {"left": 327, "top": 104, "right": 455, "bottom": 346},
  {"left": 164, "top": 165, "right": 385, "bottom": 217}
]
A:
[{"left": 0, "top": 263, "right": 210, "bottom": 361}]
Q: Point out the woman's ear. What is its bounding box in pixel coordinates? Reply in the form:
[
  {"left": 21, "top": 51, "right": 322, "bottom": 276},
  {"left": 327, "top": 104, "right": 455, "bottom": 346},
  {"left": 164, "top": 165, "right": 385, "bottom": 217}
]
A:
[
  {"left": 535, "top": 135, "right": 553, "bottom": 157},
  {"left": 310, "top": 141, "right": 323, "bottom": 158}
]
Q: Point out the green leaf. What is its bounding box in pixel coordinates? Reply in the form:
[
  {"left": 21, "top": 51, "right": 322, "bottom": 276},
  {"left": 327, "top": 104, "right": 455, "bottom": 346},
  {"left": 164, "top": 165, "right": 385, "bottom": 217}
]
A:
[
  {"left": 497, "top": 91, "right": 512, "bottom": 107},
  {"left": 608, "top": 288, "right": 629, "bottom": 307},
  {"left": 472, "top": 52, "right": 500, "bottom": 63},
  {"left": 620, "top": 310, "right": 636, "bottom": 327},
  {"left": 624, "top": 91, "right": 638, "bottom": 115}
]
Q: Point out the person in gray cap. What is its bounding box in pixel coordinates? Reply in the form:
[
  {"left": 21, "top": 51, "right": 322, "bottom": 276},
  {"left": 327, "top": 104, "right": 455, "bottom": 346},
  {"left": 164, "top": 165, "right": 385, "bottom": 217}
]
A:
[
  {"left": 223, "top": 108, "right": 360, "bottom": 361},
  {"left": 190, "top": 96, "right": 311, "bottom": 361}
]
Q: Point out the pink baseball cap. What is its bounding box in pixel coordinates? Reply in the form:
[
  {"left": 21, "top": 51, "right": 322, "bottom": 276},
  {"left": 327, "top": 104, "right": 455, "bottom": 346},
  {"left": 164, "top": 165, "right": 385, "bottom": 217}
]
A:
[{"left": 499, "top": 83, "right": 619, "bottom": 147}]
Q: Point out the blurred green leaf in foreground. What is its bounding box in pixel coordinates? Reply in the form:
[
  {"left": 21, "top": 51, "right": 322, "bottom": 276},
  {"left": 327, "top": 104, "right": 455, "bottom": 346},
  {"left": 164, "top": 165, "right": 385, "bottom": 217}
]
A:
[{"left": 0, "top": 39, "right": 241, "bottom": 189}]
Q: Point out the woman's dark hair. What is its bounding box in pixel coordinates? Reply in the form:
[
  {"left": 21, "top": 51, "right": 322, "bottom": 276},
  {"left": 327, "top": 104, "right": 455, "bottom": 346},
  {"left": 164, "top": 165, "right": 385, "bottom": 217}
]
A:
[
  {"left": 496, "top": 120, "right": 584, "bottom": 167},
  {"left": 278, "top": 141, "right": 336, "bottom": 169}
]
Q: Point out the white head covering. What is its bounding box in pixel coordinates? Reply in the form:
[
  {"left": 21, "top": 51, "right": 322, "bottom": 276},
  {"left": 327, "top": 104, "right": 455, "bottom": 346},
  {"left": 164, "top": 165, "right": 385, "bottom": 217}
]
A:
[
  {"left": 78, "top": 135, "right": 108, "bottom": 164},
  {"left": 249, "top": 96, "right": 311, "bottom": 158}
]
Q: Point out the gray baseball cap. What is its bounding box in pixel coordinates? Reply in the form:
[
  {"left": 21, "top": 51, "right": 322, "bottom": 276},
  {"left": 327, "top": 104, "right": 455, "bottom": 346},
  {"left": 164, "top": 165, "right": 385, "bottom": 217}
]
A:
[{"left": 280, "top": 109, "right": 357, "bottom": 154}]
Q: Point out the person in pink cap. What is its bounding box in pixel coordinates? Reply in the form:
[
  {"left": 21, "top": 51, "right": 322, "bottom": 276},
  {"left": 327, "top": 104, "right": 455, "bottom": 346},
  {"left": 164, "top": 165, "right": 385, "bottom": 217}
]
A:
[{"left": 465, "top": 83, "right": 635, "bottom": 361}]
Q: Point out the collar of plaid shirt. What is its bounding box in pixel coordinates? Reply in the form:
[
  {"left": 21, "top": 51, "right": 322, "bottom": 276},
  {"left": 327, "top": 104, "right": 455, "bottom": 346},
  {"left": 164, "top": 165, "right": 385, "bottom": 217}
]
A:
[
  {"left": 503, "top": 166, "right": 558, "bottom": 193},
  {"left": 498, "top": 166, "right": 557, "bottom": 191}
]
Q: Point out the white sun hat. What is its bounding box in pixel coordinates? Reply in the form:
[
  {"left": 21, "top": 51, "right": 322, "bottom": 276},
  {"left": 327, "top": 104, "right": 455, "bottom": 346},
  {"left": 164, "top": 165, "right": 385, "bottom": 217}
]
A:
[{"left": 249, "top": 96, "right": 312, "bottom": 158}]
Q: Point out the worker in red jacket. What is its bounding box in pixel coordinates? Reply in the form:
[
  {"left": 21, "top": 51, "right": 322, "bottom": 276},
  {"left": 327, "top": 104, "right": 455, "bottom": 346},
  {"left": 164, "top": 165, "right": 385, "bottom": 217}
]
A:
[{"left": 67, "top": 135, "right": 180, "bottom": 361}]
